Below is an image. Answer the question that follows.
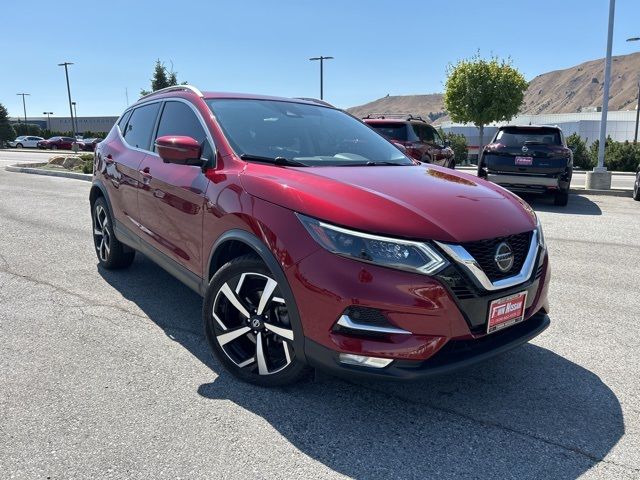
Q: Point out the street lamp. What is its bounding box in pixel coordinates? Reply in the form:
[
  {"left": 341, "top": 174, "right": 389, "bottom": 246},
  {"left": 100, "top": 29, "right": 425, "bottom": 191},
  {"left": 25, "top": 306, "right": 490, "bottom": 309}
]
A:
[
  {"left": 58, "top": 61, "right": 76, "bottom": 138},
  {"left": 309, "top": 56, "right": 334, "bottom": 100},
  {"left": 16, "top": 93, "right": 30, "bottom": 132},
  {"left": 43, "top": 111, "right": 53, "bottom": 131},
  {"left": 588, "top": 0, "right": 615, "bottom": 190},
  {"left": 71, "top": 102, "right": 78, "bottom": 134},
  {"left": 627, "top": 37, "right": 640, "bottom": 143}
]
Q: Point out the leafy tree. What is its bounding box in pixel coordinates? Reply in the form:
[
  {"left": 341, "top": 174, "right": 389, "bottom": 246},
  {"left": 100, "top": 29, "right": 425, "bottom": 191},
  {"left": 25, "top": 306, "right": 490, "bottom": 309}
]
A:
[
  {"left": 566, "top": 133, "right": 593, "bottom": 169},
  {"left": 13, "top": 123, "right": 42, "bottom": 136},
  {"left": 444, "top": 53, "right": 527, "bottom": 162},
  {"left": 140, "top": 59, "right": 187, "bottom": 96},
  {"left": 0, "top": 103, "right": 16, "bottom": 146}
]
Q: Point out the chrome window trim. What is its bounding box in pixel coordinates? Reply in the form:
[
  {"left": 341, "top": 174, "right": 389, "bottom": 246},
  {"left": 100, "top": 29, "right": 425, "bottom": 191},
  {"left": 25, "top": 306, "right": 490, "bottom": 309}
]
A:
[
  {"left": 337, "top": 315, "right": 412, "bottom": 335},
  {"left": 435, "top": 229, "right": 539, "bottom": 292}
]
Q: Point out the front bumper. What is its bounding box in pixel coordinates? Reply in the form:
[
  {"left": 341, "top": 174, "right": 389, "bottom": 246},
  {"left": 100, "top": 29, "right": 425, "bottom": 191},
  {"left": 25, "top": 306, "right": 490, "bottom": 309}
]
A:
[{"left": 305, "top": 310, "right": 550, "bottom": 380}]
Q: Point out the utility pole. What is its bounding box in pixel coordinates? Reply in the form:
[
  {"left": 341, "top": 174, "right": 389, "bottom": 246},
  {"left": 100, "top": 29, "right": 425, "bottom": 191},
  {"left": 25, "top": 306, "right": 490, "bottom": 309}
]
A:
[
  {"left": 16, "top": 93, "right": 30, "bottom": 131},
  {"left": 587, "top": 0, "right": 615, "bottom": 190},
  {"left": 58, "top": 62, "right": 76, "bottom": 138},
  {"left": 43, "top": 111, "right": 53, "bottom": 131},
  {"left": 72, "top": 102, "right": 78, "bottom": 134},
  {"left": 626, "top": 37, "right": 640, "bottom": 143},
  {"left": 309, "top": 56, "right": 334, "bottom": 100}
]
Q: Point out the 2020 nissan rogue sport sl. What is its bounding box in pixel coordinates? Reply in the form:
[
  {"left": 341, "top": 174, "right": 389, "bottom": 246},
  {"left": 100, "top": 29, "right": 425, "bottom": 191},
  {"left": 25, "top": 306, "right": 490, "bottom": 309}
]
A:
[{"left": 90, "top": 85, "right": 551, "bottom": 386}]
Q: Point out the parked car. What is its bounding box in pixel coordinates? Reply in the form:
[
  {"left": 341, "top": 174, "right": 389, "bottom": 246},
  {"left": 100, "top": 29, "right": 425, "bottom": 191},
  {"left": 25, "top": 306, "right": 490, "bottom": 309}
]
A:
[
  {"left": 90, "top": 86, "right": 550, "bottom": 386},
  {"left": 478, "top": 125, "right": 573, "bottom": 206},
  {"left": 8, "top": 135, "right": 44, "bottom": 148},
  {"left": 362, "top": 114, "right": 455, "bottom": 168},
  {"left": 79, "top": 138, "right": 103, "bottom": 152},
  {"left": 37, "top": 136, "right": 78, "bottom": 150},
  {"left": 633, "top": 164, "right": 640, "bottom": 201}
]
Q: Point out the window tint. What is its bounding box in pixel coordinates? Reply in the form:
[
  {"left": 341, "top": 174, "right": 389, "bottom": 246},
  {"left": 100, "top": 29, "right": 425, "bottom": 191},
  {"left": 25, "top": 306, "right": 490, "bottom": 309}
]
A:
[
  {"left": 123, "top": 103, "right": 160, "bottom": 150},
  {"left": 496, "top": 127, "right": 561, "bottom": 146},
  {"left": 369, "top": 123, "right": 408, "bottom": 142},
  {"left": 155, "top": 101, "right": 207, "bottom": 150},
  {"left": 420, "top": 125, "right": 435, "bottom": 143}
]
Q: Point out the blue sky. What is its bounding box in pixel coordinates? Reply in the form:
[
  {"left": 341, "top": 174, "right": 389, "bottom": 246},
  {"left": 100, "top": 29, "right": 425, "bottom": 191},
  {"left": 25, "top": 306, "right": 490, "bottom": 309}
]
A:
[{"left": 1, "top": 0, "right": 639, "bottom": 117}]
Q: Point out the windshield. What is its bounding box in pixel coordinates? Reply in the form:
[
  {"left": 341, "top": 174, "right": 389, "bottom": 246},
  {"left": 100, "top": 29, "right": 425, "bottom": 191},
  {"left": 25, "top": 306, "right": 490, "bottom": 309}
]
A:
[
  {"left": 496, "top": 127, "right": 561, "bottom": 146},
  {"left": 207, "top": 99, "right": 412, "bottom": 166}
]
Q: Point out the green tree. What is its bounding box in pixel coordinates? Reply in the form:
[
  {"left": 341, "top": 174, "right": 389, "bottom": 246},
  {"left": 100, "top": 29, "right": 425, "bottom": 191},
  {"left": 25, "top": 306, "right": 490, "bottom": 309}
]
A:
[
  {"left": 0, "top": 103, "right": 17, "bottom": 146},
  {"left": 13, "top": 123, "right": 42, "bottom": 136},
  {"left": 444, "top": 54, "right": 527, "bottom": 162},
  {"left": 566, "top": 133, "right": 593, "bottom": 169},
  {"left": 140, "top": 59, "right": 187, "bottom": 96}
]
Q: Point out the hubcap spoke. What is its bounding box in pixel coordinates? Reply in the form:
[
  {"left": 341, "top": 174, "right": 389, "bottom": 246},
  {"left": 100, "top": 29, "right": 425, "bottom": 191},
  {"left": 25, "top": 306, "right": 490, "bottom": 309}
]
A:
[
  {"left": 94, "top": 227, "right": 102, "bottom": 236},
  {"left": 217, "top": 326, "right": 251, "bottom": 346},
  {"left": 264, "top": 322, "right": 294, "bottom": 341},
  {"left": 257, "top": 278, "right": 278, "bottom": 315},
  {"left": 256, "top": 332, "right": 269, "bottom": 375},
  {"left": 220, "top": 283, "right": 251, "bottom": 318}
]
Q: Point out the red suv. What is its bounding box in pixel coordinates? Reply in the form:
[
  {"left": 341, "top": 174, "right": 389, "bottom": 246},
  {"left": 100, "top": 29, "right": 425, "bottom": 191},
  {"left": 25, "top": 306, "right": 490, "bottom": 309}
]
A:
[
  {"left": 90, "top": 86, "right": 550, "bottom": 386},
  {"left": 363, "top": 115, "right": 455, "bottom": 168}
]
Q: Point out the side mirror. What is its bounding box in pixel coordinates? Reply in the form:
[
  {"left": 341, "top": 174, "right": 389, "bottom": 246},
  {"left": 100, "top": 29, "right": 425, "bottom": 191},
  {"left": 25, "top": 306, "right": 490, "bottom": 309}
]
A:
[{"left": 155, "top": 135, "right": 203, "bottom": 166}]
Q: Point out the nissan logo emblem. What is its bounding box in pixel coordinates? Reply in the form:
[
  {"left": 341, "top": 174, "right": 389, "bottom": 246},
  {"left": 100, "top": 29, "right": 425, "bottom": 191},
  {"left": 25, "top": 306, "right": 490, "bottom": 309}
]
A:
[
  {"left": 521, "top": 145, "right": 529, "bottom": 153},
  {"left": 494, "top": 242, "right": 515, "bottom": 273}
]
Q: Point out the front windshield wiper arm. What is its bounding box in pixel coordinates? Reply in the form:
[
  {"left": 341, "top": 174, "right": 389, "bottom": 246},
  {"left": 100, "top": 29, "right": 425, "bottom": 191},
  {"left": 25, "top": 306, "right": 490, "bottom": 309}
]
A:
[
  {"left": 240, "top": 154, "right": 307, "bottom": 167},
  {"left": 364, "top": 161, "right": 409, "bottom": 166}
]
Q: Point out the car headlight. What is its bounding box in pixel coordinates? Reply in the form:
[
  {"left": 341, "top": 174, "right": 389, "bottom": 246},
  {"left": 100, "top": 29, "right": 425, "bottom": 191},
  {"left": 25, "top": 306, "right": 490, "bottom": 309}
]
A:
[
  {"left": 297, "top": 214, "right": 448, "bottom": 275},
  {"left": 536, "top": 217, "right": 546, "bottom": 249}
]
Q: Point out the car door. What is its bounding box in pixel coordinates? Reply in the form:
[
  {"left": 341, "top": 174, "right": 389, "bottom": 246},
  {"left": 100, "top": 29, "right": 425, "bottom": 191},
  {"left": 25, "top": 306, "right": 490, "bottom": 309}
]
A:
[
  {"left": 421, "top": 125, "right": 447, "bottom": 166},
  {"left": 105, "top": 102, "right": 161, "bottom": 234},
  {"left": 25, "top": 137, "right": 38, "bottom": 148},
  {"left": 137, "top": 100, "right": 211, "bottom": 276}
]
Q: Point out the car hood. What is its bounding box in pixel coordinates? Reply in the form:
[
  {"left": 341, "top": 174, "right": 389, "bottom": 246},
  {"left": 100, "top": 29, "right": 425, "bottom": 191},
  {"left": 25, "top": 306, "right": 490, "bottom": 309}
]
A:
[{"left": 240, "top": 163, "right": 536, "bottom": 243}]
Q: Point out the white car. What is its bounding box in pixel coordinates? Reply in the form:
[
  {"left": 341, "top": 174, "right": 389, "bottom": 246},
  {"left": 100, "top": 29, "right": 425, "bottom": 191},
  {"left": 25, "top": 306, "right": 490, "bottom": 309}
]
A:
[{"left": 9, "top": 136, "right": 45, "bottom": 148}]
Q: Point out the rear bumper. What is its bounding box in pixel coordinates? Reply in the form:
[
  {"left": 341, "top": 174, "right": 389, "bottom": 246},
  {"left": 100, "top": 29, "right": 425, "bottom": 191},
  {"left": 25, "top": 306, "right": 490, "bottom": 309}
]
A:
[
  {"left": 487, "top": 172, "right": 570, "bottom": 193},
  {"left": 305, "top": 310, "right": 550, "bottom": 380}
]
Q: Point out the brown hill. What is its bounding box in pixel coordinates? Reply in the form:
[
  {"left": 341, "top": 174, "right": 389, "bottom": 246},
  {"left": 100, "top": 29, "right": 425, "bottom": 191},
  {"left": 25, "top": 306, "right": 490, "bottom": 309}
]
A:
[{"left": 347, "top": 52, "right": 640, "bottom": 120}]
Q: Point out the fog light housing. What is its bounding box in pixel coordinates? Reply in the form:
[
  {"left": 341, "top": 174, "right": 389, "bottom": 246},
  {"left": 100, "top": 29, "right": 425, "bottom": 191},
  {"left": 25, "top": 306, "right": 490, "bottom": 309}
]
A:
[{"left": 339, "top": 353, "right": 393, "bottom": 368}]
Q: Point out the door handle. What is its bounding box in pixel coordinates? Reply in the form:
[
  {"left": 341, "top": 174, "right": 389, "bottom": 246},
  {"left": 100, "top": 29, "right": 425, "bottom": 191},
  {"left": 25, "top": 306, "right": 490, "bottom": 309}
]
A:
[
  {"left": 104, "top": 154, "right": 115, "bottom": 165},
  {"left": 139, "top": 167, "right": 152, "bottom": 178}
]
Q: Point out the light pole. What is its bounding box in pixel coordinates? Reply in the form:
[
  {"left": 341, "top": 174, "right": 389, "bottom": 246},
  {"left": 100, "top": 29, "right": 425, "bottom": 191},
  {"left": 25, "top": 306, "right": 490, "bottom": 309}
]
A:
[
  {"left": 72, "top": 102, "right": 78, "bottom": 134},
  {"left": 309, "top": 56, "right": 334, "bottom": 100},
  {"left": 627, "top": 37, "right": 640, "bottom": 143},
  {"left": 16, "top": 93, "right": 30, "bottom": 132},
  {"left": 58, "top": 61, "right": 76, "bottom": 137},
  {"left": 587, "top": 0, "right": 615, "bottom": 190},
  {"left": 43, "top": 111, "right": 53, "bottom": 131}
]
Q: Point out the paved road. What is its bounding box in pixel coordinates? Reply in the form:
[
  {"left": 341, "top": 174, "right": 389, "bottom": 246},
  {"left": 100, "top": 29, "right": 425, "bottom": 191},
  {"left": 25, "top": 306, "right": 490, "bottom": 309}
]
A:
[{"left": 1, "top": 159, "right": 639, "bottom": 479}]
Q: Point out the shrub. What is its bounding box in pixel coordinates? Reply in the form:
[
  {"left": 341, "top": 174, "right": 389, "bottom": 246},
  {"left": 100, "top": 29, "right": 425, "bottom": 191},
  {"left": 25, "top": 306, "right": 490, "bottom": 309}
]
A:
[
  {"left": 440, "top": 130, "right": 468, "bottom": 165},
  {"left": 79, "top": 153, "right": 94, "bottom": 174},
  {"left": 588, "top": 138, "right": 640, "bottom": 172},
  {"left": 566, "top": 133, "right": 593, "bottom": 169}
]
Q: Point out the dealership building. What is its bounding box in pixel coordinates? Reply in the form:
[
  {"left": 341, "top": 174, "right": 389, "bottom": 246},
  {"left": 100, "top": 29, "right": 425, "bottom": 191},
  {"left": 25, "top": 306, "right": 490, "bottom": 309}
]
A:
[
  {"left": 10, "top": 115, "right": 118, "bottom": 134},
  {"left": 439, "top": 109, "right": 639, "bottom": 158}
]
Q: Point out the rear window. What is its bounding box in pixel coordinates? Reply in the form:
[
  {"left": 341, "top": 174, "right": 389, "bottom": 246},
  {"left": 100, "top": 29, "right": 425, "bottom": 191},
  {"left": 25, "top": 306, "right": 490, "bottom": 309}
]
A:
[
  {"left": 496, "top": 127, "right": 561, "bottom": 146},
  {"left": 368, "top": 123, "right": 408, "bottom": 142}
]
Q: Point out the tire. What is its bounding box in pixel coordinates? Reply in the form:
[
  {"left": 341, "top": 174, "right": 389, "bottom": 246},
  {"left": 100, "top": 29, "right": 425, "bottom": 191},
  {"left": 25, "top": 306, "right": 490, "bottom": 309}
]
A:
[
  {"left": 554, "top": 189, "right": 569, "bottom": 206},
  {"left": 633, "top": 171, "right": 640, "bottom": 201},
  {"left": 420, "top": 154, "right": 432, "bottom": 164},
  {"left": 16, "top": 143, "right": 23, "bottom": 149},
  {"left": 203, "top": 254, "right": 310, "bottom": 387},
  {"left": 91, "top": 197, "right": 135, "bottom": 269}
]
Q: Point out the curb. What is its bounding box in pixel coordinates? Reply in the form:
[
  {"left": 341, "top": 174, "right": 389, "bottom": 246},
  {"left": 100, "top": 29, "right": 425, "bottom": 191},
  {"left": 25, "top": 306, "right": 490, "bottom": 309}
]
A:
[
  {"left": 570, "top": 188, "right": 632, "bottom": 198},
  {"left": 0, "top": 148, "right": 76, "bottom": 154},
  {"left": 5, "top": 163, "right": 92, "bottom": 182}
]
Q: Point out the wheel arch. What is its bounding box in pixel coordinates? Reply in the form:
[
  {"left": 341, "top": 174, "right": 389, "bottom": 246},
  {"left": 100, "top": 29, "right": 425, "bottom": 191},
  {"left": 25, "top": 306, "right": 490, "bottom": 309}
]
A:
[
  {"left": 89, "top": 180, "right": 113, "bottom": 216},
  {"left": 206, "top": 229, "right": 307, "bottom": 362}
]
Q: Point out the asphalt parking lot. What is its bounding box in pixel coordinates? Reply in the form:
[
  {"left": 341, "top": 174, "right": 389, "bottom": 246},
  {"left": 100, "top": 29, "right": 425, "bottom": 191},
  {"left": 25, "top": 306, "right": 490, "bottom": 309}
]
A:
[{"left": 1, "top": 159, "right": 639, "bottom": 479}]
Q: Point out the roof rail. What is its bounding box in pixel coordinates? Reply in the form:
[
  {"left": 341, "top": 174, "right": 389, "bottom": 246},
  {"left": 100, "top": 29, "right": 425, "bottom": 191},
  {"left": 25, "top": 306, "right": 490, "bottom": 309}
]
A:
[
  {"left": 294, "top": 97, "right": 334, "bottom": 107},
  {"left": 363, "top": 112, "right": 427, "bottom": 122},
  {"left": 139, "top": 84, "right": 204, "bottom": 101}
]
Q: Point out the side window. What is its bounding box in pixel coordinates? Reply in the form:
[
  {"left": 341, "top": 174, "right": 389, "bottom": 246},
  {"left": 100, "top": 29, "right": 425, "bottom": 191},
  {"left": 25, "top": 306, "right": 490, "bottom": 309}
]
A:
[
  {"left": 123, "top": 103, "right": 160, "bottom": 150},
  {"left": 421, "top": 126, "right": 435, "bottom": 143},
  {"left": 117, "top": 110, "right": 132, "bottom": 133},
  {"left": 154, "top": 101, "right": 208, "bottom": 150}
]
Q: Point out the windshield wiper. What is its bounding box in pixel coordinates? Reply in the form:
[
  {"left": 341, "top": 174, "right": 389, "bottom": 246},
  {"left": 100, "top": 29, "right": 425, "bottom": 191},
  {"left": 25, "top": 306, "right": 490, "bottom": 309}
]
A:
[
  {"left": 240, "top": 154, "right": 307, "bottom": 167},
  {"left": 364, "top": 161, "right": 409, "bottom": 166}
]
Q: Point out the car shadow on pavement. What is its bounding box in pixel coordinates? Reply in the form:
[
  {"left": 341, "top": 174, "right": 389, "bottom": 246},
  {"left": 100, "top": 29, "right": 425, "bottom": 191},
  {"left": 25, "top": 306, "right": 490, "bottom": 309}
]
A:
[
  {"left": 99, "top": 256, "right": 623, "bottom": 480},
  {"left": 522, "top": 193, "right": 603, "bottom": 216}
]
